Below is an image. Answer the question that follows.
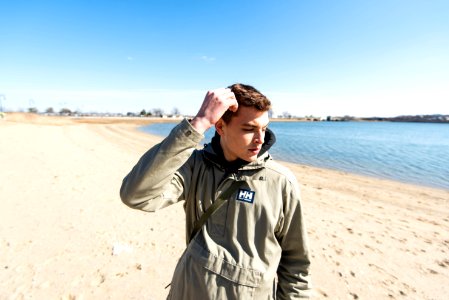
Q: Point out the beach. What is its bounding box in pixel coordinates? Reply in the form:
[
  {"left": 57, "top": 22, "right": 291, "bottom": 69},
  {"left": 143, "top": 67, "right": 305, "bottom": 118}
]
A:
[{"left": 1, "top": 113, "right": 448, "bottom": 299}]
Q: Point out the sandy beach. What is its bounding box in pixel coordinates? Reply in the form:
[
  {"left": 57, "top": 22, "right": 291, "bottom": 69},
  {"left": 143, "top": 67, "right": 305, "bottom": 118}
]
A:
[{"left": 1, "top": 113, "right": 448, "bottom": 300}]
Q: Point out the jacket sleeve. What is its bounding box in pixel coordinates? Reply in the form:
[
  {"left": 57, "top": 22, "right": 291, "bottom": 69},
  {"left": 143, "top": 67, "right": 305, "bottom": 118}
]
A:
[
  {"left": 120, "top": 119, "right": 204, "bottom": 212},
  {"left": 276, "top": 177, "right": 312, "bottom": 299}
]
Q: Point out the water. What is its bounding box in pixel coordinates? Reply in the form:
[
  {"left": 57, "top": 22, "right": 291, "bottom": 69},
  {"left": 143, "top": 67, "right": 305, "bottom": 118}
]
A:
[{"left": 140, "top": 121, "right": 449, "bottom": 190}]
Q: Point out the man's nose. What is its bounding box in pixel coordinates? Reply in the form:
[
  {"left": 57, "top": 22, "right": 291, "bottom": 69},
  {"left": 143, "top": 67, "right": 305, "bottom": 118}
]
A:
[{"left": 254, "top": 131, "right": 264, "bottom": 144}]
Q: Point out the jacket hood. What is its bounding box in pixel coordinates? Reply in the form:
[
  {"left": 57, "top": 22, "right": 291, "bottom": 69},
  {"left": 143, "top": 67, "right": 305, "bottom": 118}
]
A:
[{"left": 203, "top": 128, "right": 276, "bottom": 173}]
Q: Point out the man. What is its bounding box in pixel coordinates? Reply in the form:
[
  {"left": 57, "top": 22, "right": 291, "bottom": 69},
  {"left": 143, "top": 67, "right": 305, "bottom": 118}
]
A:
[{"left": 120, "top": 84, "right": 312, "bottom": 299}]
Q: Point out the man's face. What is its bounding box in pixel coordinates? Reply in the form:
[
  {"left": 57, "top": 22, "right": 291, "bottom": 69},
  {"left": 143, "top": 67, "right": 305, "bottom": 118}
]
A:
[{"left": 216, "top": 106, "right": 270, "bottom": 162}]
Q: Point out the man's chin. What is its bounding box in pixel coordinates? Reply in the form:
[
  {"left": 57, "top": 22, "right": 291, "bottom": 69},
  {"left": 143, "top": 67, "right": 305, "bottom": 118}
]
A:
[{"left": 245, "top": 155, "right": 258, "bottom": 162}]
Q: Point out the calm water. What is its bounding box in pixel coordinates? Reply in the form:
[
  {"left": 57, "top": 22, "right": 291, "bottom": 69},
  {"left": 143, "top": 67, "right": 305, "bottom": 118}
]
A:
[{"left": 140, "top": 121, "right": 449, "bottom": 190}]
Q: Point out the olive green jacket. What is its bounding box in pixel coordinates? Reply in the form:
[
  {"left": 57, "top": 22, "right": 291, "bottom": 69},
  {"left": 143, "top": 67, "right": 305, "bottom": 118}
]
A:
[{"left": 120, "top": 119, "right": 312, "bottom": 299}]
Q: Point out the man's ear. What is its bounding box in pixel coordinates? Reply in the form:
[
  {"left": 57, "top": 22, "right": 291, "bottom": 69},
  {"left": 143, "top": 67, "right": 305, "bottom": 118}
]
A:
[{"left": 215, "top": 119, "right": 225, "bottom": 136}]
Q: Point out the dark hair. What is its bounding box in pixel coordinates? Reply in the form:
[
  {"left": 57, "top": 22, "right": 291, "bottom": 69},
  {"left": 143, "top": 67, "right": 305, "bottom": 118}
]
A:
[{"left": 221, "top": 83, "right": 271, "bottom": 123}]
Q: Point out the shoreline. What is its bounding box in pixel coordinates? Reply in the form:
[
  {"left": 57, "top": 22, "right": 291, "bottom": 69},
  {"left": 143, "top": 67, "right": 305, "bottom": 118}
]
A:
[
  {"left": 1, "top": 113, "right": 448, "bottom": 299},
  {"left": 280, "top": 160, "right": 449, "bottom": 192},
  {"left": 137, "top": 117, "right": 449, "bottom": 192}
]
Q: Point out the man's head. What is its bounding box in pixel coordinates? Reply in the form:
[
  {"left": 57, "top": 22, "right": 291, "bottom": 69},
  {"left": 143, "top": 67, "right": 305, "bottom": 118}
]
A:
[
  {"left": 215, "top": 83, "right": 271, "bottom": 162},
  {"left": 221, "top": 83, "right": 271, "bottom": 124}
]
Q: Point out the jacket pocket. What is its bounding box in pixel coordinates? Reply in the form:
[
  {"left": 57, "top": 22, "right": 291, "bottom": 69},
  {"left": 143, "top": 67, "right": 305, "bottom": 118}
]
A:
[
  {"left": 202, "top": 253, "right": 262, "bottom": 288},
  {"left": 168, "top": 240, "right": 262, "bottom": 300}
]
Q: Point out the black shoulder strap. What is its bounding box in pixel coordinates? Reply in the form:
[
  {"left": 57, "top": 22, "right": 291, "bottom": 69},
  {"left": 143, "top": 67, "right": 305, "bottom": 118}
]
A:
[{"left": 189, "top": 181, "right": 241, "bottom": 242}]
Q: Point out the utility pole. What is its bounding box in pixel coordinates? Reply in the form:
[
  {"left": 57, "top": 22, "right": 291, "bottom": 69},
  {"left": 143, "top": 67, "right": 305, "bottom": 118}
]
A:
[{"left": 0, "top": 94, "right": 5, "bottom": 112}]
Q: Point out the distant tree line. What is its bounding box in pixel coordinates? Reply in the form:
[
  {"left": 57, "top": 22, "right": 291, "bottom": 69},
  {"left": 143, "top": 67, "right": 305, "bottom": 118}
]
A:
[
  {"left": 17, "top": 106, "right": 449, "bottom": 123},
  {"left": 138, "top": 108, "right": 165, "bottom": 117},
  {"left": 360, "top": 114, "right": 449, "bottom": 123},
  {"left": 21, "top": 106, "right": 183, "bottom": 118}
]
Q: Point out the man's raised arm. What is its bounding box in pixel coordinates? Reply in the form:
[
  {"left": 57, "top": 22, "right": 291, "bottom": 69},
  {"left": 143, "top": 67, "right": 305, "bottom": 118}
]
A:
[{"left": 120, "top": 88, "right": 238, "bottom": 211}]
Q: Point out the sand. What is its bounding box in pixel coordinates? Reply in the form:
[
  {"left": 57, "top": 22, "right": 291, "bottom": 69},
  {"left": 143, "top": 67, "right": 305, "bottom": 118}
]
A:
[{"left": 0, "top": 113, "right": 448, "bottom": 299}]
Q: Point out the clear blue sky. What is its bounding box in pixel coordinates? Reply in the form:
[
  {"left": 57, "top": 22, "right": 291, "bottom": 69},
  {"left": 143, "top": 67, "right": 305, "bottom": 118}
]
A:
[{"left": 1, "top": 0, "right": 448, "bottom": 117}]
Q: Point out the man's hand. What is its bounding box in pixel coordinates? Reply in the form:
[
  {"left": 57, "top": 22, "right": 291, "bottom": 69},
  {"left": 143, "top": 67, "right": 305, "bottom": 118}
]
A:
[{"left": 190, "top": 88, "right": 238, "bottom": 133}]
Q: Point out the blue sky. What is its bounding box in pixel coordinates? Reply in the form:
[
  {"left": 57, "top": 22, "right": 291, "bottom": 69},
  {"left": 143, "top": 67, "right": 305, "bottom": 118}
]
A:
[{"left": 1, "top": 0, "right": 448, "bottom": 117}]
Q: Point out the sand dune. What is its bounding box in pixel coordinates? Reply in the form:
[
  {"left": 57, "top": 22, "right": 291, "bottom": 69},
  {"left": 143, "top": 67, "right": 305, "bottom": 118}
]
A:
[{"left": 1, "top": 113, "right": 448, "bottom": 299}]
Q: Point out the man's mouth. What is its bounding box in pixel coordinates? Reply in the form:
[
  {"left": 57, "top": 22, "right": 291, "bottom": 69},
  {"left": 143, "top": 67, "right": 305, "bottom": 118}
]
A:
[{"left": 249, "top": 147, "right": 261, "bottom": 154}]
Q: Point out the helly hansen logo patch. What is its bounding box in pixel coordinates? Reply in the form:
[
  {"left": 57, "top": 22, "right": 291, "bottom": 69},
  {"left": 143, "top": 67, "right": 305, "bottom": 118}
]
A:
[{"left": 236, "top": 189, "right": 255, "bottom": 203}]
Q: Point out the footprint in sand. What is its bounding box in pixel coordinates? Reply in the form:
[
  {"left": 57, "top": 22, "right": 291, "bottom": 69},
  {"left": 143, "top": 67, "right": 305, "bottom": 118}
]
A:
[{"left": 437, "top": 259, "right": 449, "bottom": 268}]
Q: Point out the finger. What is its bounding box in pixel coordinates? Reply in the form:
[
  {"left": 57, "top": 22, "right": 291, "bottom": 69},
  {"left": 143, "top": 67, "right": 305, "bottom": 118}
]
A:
[
  {"left": 208, "top": 88, "right": 237, "bottom": 110},
  {"left": 228, "top": 96, "right": 238, "bottom": 112},
  {"left": 206, "top": 88, "right": 231, "bottom": 104},
  {"left": 229, "top": 102, "right": 239, "bottom": 112},
  {"left": 211, "top": 87, "right": 231, "bottom": 96},
  {"left": 224, "top": 91, "right": 238, "bottom": 111}
]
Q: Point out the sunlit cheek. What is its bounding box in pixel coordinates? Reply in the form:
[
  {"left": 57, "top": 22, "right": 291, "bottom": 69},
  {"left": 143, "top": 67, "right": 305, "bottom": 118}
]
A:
[
  {"left": 240, "top": 132, "right": 253, "bottom": 140},
  {"left": 248, "top": 133, "right": 257, "bottom": 143}
]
